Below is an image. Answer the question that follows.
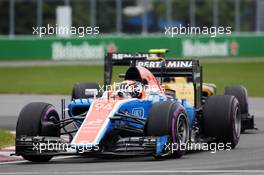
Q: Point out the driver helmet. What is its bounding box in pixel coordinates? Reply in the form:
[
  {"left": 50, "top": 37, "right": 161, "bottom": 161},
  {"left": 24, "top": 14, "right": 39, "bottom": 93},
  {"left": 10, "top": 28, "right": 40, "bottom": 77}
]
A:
[{"left": 117, "top": 80, "right": 144, "bottom": 98}]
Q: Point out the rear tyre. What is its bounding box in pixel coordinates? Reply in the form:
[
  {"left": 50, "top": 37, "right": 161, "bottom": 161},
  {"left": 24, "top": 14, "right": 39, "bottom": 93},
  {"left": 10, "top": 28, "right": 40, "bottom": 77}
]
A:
[
  {"left": 224, "top": 85, "right": 248, "bottom": 114},
  {"left": 16, "top": 102, "right": 60, "bottom": 162},
  {"left": 203, "top": 95, "right": 241, "bottom": 148},
  {"left": 146, "top": 102, "right": 189, "bottom": 158},
  {"left": 71, "top": 82, "right": 101, "bottom": 100}
]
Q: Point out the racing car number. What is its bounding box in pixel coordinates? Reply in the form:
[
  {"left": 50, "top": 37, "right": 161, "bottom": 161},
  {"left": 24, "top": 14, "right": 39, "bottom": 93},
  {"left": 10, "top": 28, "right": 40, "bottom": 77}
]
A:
[
  {"left": 72, "top": 100, "right": 118, "bottom": 145},
  {"left": 94, "top": 102, "right": 113, "bottom": 111}
]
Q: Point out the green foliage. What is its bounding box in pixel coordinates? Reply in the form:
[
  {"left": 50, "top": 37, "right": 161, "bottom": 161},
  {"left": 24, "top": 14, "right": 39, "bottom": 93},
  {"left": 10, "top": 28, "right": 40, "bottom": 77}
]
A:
[
  {"left": 97, "top": 0, "right": 116, "bottom": 33},
  {"left": 72, "top": 1, "right": 91, "bottom": 27},
  {"left": 0, "top": 0, "right": 256, "bottom": 35}
]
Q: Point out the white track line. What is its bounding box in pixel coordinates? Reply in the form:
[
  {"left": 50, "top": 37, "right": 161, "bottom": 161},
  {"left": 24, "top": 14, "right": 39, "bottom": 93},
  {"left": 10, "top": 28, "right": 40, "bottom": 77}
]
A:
[{"left": 0, "top": 170, "right": 264, "bottom": 174}]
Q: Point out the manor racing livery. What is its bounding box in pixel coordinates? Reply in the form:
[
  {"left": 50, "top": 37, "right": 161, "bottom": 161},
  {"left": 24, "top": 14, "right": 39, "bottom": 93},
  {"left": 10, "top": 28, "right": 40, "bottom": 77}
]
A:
[{"left": 15, "top": 56, "right": 243, "bottom": 162}]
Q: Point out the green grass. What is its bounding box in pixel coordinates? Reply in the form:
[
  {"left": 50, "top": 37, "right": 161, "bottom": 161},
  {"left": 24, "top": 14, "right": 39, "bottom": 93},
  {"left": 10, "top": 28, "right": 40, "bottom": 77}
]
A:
[
  {"left": 0, "top": 62, "right": 263, "bottom": 96},
  {"left": 0, "top": 65, "right": 104, "bottom": 94},
  {"left": 0, "top": 130, "right": 15, "bottom": 149},
  {"left": 202, "top": 62, "right": 264, "bottom": 96}
]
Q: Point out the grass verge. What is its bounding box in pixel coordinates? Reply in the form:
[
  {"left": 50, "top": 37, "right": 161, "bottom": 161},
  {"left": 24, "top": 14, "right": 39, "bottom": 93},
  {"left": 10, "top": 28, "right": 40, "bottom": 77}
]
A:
[
  {"left": 0, "top": 62, "right": 263, "bottom": 96},
  {"left": 0, "top": 130, "right": 15, "bottom": 149}
]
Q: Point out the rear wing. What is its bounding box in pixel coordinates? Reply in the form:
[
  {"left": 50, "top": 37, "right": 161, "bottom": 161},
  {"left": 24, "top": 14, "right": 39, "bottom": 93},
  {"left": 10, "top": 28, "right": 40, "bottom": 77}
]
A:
[
  {"left": 136, "top": 59, "right": 202, "bottom": 108},
  {"left": 104, "top": 53, "right": 202, "bottom": 108},
  {"left": 104, "top": 53, "right": 162, "bottom": 85}
]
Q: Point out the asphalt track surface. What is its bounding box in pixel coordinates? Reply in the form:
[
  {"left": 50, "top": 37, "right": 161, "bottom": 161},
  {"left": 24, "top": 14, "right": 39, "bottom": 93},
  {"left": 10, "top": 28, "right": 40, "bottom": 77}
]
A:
[{"left": 0, "top": 94, "right": 264, "bottom": 175}]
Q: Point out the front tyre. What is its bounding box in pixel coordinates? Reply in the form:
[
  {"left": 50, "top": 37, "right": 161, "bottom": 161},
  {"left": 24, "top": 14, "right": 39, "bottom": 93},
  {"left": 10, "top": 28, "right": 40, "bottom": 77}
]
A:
[
  {"left": 203, "top": 95, "right": 241, "bottom": 148},
  {"left": 146, "top": 102, "right": 189, "bottom": 158},
  {"left": 16, "top": 102, "right": 60, "bottom": 162}
]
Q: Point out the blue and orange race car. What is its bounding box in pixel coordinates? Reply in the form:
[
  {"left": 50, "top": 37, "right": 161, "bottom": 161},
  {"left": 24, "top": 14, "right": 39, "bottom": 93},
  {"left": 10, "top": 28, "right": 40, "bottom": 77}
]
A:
[{"left": 15, "top": 55, "right": 241, "bottom": 162}]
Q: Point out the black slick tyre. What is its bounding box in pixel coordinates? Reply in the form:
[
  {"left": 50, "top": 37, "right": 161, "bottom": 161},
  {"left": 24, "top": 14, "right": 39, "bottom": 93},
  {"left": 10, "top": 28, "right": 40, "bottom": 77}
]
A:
[
  {"left": 71, "top": 82, "right": 101, "bottom": 100},
  {"left": 146, "top": 102, "right": 189, "bottom": 158},
  {"left": 16, "top": 102, "right": 60, "bottom": 162},
  {"left": 203, "top": 95, "right": 241, "bottom": 148}
]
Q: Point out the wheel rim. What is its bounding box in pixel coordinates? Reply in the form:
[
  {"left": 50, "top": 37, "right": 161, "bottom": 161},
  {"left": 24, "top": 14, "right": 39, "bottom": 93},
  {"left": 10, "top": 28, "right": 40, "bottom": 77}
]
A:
[
  {"left": 43, "top": 106, "right": 58, "bottom": 122},
  {"left": 234, "top": 106, "right": 241, "bottom": 138},
  {"left": 176, "top": 114, "right": 188, "bottom": 143}
]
